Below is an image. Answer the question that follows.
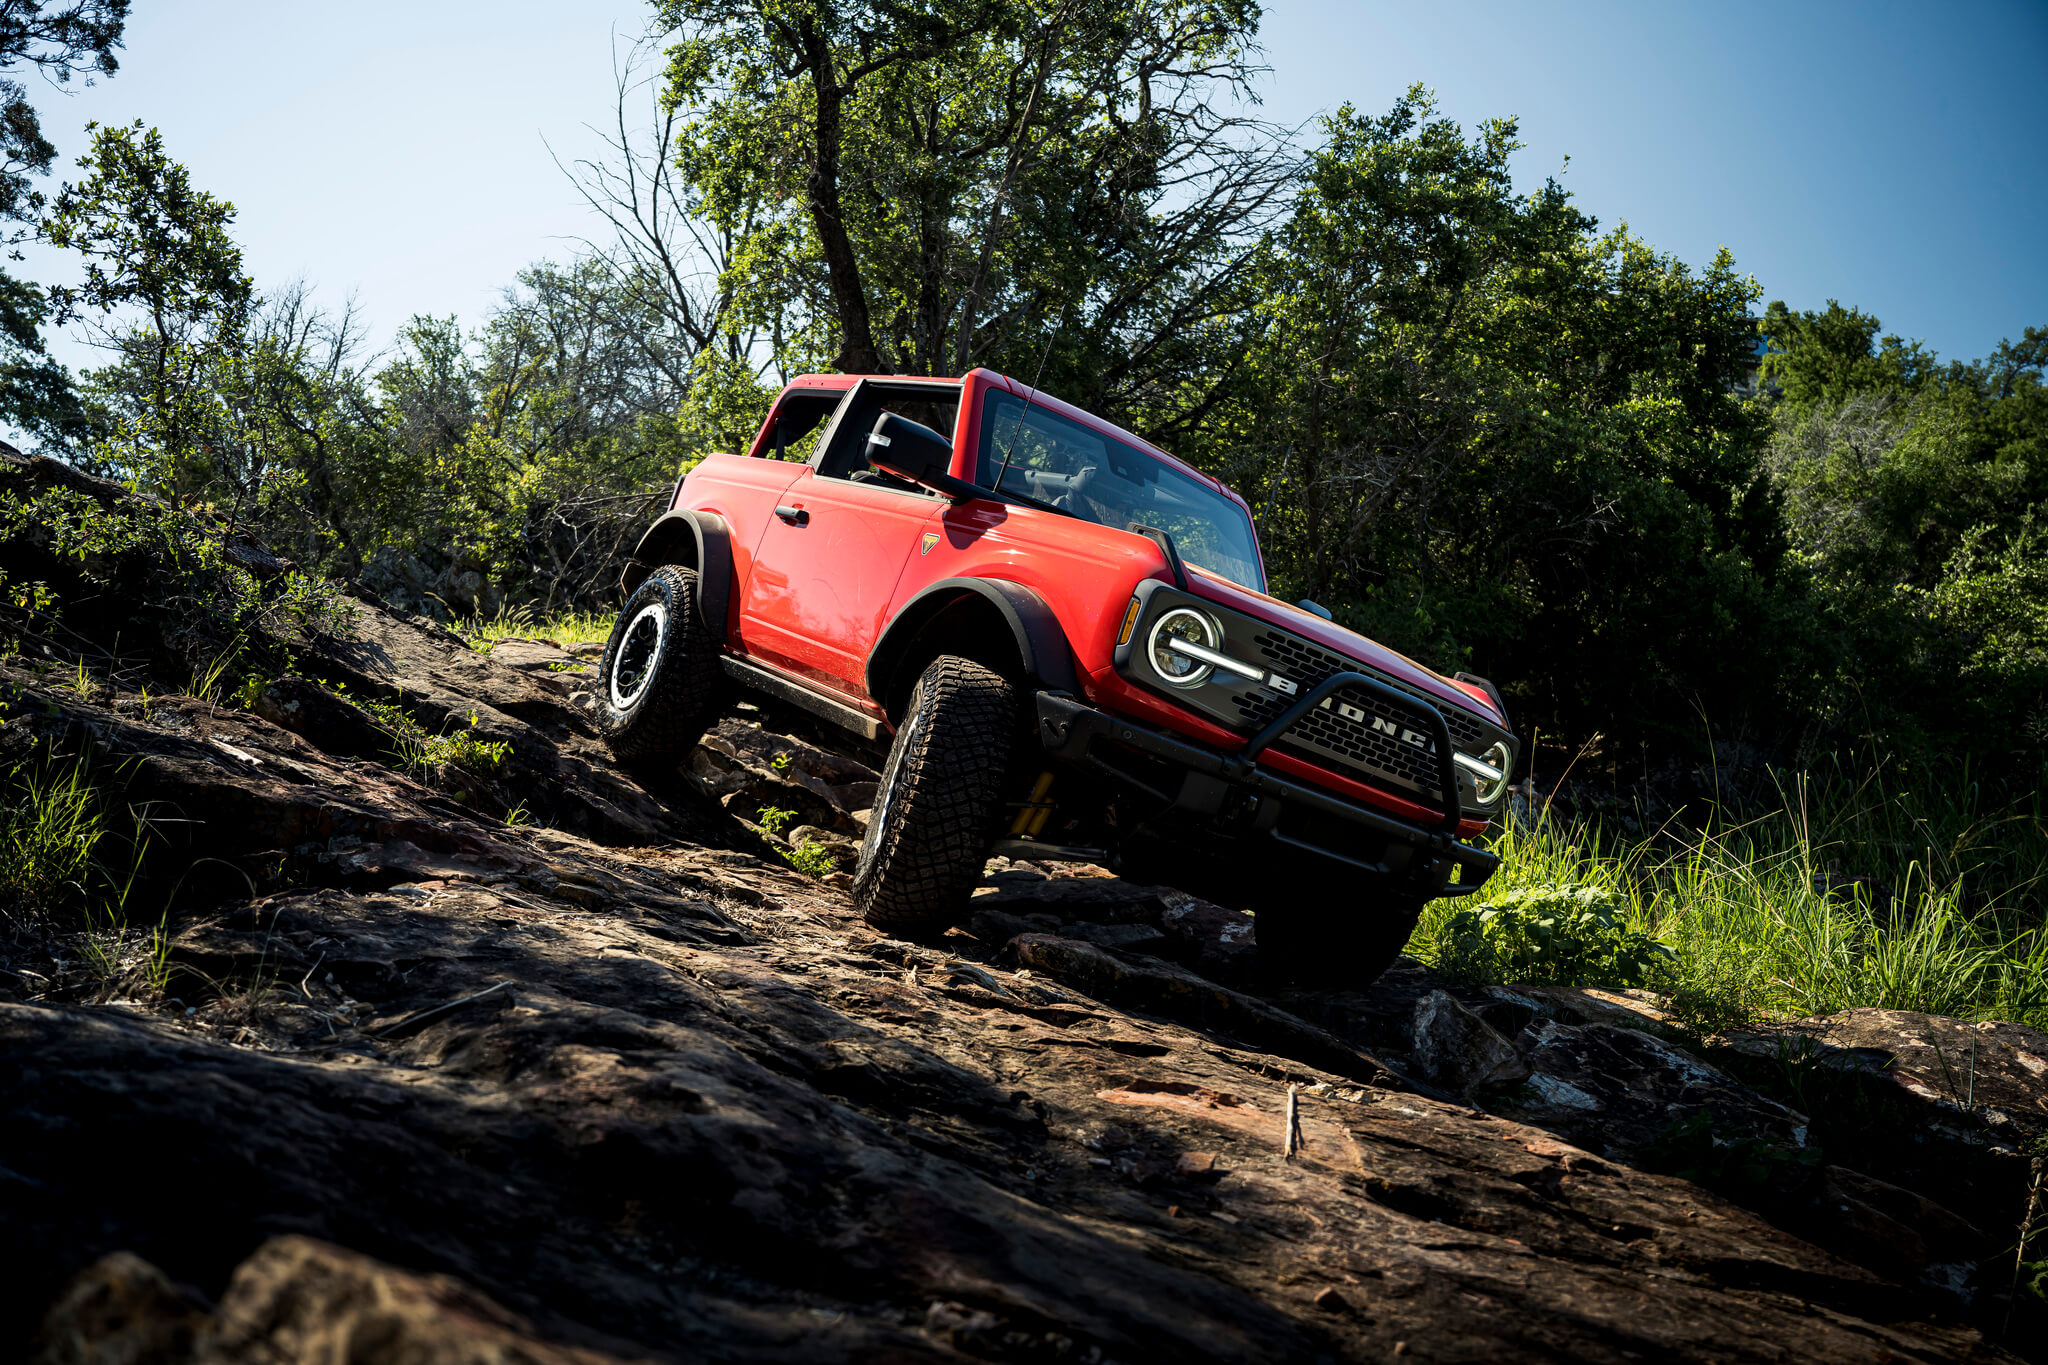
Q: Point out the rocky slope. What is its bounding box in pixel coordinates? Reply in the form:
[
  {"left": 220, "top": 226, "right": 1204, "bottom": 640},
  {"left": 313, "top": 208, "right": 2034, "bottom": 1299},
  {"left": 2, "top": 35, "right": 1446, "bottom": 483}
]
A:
[{"left": 3, "top": 452, "right": 2044, "bottom": 1363}]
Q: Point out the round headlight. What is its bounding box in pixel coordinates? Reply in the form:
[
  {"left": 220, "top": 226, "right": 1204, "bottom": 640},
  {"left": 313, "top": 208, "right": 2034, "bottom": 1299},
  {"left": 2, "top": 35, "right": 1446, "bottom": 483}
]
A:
[
  {"left": 1474, "top": 741, "right": 1512, "bottom": 805},
  {"left": 1147, "top": 607, "right": 1220, "bottom": 689}
]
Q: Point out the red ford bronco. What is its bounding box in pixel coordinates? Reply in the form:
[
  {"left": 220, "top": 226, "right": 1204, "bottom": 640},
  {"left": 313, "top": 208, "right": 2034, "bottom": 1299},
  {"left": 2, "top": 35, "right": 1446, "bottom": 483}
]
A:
[{"left": 601, "top": 369, "right": 1517, "bottom": 981}]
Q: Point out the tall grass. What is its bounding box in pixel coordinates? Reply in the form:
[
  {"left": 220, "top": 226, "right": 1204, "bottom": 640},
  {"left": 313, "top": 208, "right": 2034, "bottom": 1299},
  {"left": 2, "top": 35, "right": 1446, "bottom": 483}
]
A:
[
  {"left": 1412, "top": 757, "right": 2048, "bottom": 1032},
  {"left": 1, "top": 756, "right": 170, "bottom": 992},
  {"left": 0, "top": 759, "right": 104, "bottom": 925}
]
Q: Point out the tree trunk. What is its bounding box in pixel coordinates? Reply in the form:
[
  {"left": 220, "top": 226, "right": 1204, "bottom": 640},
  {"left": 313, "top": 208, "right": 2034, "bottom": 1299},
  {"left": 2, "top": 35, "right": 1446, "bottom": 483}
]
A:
[{"left": 803, "top": 24, "right": 884, "bottom": 375}]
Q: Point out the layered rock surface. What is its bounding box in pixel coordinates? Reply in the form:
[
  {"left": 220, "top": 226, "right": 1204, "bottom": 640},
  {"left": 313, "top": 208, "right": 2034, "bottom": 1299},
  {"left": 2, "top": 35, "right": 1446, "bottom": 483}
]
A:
[{"left": 3, "top": 454, "right": 2044, "bottom": 1363}]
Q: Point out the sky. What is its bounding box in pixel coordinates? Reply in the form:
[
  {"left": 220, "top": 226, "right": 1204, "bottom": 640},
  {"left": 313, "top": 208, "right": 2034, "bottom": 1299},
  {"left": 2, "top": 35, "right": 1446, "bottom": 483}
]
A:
[{"left": 8, "top": 0, "right": 2045, "bottom": 400}]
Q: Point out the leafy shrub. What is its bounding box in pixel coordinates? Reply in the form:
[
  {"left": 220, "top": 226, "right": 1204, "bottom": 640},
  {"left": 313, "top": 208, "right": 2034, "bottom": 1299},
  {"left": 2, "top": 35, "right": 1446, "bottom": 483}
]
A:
[
  {"left": 1434, "top": 882, "right": 1672, "bottom": 989},
  {"left": 782, "top": 841, "right": 838, "bottom": 879},
  {"left": 0, "top": 484, "right": 352, "bottom": 683}
]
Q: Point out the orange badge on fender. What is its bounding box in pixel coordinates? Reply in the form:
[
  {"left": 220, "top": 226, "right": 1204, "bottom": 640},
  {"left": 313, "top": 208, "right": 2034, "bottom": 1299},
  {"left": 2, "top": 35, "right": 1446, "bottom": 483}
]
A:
[{"left": 920, "top": 532, "right": 940, "bottom": 556}]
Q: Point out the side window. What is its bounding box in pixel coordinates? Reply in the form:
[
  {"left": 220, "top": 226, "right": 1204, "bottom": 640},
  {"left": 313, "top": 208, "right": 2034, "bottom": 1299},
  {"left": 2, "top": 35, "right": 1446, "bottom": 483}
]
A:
[
  {"left": 760, "top": 393, "right": 842, "bottom": 462},
  {"left": 818, "top": 388, "right": 960, "bottom": 485}
]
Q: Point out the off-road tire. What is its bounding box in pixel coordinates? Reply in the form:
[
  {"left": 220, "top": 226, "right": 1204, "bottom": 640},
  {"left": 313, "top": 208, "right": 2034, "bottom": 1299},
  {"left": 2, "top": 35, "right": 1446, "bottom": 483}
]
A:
[
  {"left": 853, "top": 655, "right": 1018, "bottom": 935},
  {"left": 1255, "top": 888, "right": 1426, "bottom": 988},
  {"left": 596, "top": 566, "right": 721, "bottom": 763}
]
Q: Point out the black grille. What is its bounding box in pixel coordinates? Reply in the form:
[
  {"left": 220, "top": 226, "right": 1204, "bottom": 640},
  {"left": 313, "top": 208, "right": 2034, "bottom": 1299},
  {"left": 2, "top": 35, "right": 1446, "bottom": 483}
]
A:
[
  {"left": 1236, "top": 631, "right": 1492, "bottom": 801},
  {"left": 1250, "top": 632, "right": 1489, "bottom": 749}
]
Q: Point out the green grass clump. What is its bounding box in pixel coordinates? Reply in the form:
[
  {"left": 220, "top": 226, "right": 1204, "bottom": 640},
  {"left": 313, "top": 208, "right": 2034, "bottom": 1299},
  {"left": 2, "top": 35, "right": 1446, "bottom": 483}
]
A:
[
  {"left": 1409, "top": 758, "right": 2048, "bottom": 1033},
  {"left": 456, "top": 602, "right": 615, "bottom": 648},
  {"left": 0, "top": 754, "right": 170, "bottom": 991},
  {"left": 1, "top": 759, "right": 104, "bottom": 927}
]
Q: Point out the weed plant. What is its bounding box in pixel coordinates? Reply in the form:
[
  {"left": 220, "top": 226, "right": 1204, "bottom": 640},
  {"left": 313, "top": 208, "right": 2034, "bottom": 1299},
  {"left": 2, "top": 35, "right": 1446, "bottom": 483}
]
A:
[{"left": 1410, "top": 757, "right": 2048, "bottom": 1033}]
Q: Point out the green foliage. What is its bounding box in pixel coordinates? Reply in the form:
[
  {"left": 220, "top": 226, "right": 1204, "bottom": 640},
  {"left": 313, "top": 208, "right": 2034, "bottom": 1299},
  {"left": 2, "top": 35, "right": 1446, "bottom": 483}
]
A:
[
  {"left": 1197, "top": 88, "right": 1786, "bottom": 746},
  {"left": 1919, "top": 519, "right": 2048, "bottom": 747},
  {"left": 0, "top": 756, "right": 103, "bottom": 926},
  {"left": 353, "top": 698, "right": 512, "bottom": 783},
  {"left": 44, "top": 120, "right": 250, "bottom": 338},
  {"left": 0, "top": 3, "right": 130, "bottom": 228},
  {"left": 458, "top": 605, "right": 615, "bottom": 648},
  {"left": 0, "top": 266, "right": 96, "bottom": 453},
  {"left": 782, "top": 841, "right": 838, "bottom": 879},
  {"left": 359, "top": 268, "right": 696, "bottom": 607},
  {"left": 754, "top": 804, "right": 797, "bottom": 837},
  {"left": 1432, "top": 882, "right": 1671, "bottom": 989},
  {"left": 656, "top": 0, "right": 1283, "bottom": 410},
  {"left": 38, "top": 126, "right": 687, "bottom": 614},
  {"left": 0, "top": 6, "right": 134, "bottom": 458},
  {"left": 0, "top": 749, "right": 171, "bottom": 991},
  {"left": 1761, "top": 312, "right": 2047, "bottom": 768},
  {"left": 1413, "top": 762, "right": 2048, "bottom": 1032},
  {"left": 1759, "top": 300, "right": 1937, "bottom": 410},
  {"left": 0, "top": 484, "right": 351, "bottom": 667}
]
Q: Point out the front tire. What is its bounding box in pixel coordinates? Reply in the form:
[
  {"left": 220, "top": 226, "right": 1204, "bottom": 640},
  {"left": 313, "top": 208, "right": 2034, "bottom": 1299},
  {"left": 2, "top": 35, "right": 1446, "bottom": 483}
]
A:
[
  {"left": 853, "top": 655, "right": 1019, "bottom": 935},
  {"left": 596, "top": 566, "right": 721, "bottom": 763}
]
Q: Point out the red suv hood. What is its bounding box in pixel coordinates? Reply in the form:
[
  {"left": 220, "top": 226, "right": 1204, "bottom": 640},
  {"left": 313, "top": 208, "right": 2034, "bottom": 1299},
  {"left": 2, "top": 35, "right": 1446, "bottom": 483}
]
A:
[{"left": 1184, "top": 569, "right": 1506, "bottom": 726}]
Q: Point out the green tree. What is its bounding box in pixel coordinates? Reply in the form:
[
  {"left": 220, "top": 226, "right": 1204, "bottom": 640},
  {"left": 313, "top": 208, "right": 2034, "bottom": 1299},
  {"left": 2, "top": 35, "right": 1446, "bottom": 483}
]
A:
[
  {"left": 0, "top": 1, "right": 132, "bottom": 453},
  {"left": 0, "top": 1, "right": 128, "bottom": 228},
  {"left": 654, "top": 0, "right": 1289, "bottom": 422},
  {"left": 0, "top": 266, "right": 92, "bottom": 450},
  {"left": 1762, "top": 307, "right": 2047, "bottom": 761},
  {"left": 1759, "top": 299, "right": 1935, "bottom": 412},
  {"left": 1210, "top": 89, "right": 1783, "bottom": 743},
  {"left": 43, "top": 120, "right": 253, "bottom": 489},
  {"left": 363, "top": 261, "right": 706, "bottom": 608}
]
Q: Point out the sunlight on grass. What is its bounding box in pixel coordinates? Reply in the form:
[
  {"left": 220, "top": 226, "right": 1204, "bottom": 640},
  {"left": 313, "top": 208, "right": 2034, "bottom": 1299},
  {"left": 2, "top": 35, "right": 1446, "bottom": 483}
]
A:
[
  {"left": 1412, "top": 760, "right": 2048, "bottom": 1034},
  {"left": 456, "top": 602, "right": 616, "bottom": 647}
]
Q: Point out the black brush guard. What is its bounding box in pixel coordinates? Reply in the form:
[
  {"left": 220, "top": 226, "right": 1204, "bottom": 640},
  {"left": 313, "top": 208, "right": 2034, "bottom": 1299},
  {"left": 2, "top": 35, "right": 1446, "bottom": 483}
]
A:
[{"left": 1035, "top": 669, "right": 1500, "bottom": 897}]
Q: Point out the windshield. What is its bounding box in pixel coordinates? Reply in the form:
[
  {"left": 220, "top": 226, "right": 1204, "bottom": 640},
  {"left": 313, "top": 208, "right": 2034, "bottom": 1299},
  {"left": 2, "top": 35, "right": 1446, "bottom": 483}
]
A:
[{"left": 977, "top": 390, "right": 1264, "bottom": 589}]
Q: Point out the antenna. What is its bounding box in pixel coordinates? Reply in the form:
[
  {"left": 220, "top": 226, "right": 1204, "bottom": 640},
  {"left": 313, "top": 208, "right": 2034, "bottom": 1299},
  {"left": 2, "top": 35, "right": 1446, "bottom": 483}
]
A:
[{"left": 993, "top": 314, "right": 1062, "bottom": 495}]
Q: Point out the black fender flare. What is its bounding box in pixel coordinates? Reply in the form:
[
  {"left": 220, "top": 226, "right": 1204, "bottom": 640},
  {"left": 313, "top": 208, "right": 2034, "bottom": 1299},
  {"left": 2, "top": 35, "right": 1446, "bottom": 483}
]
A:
[
  {"left": 622, "top": 509, "right": 732, "bottom": 638},
  {"left": 865, "top": 577, "right": 1079, "bottom": 715}
]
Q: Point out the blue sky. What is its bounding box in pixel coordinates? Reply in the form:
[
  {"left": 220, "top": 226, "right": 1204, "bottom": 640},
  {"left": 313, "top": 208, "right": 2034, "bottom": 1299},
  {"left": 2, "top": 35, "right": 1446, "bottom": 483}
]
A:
[{"left": 10, "top": 0, "right": 2044, "bottom": 394}]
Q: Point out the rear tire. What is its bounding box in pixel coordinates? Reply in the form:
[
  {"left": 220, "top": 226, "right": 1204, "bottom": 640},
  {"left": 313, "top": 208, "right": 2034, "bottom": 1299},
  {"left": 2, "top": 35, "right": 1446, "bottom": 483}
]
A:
[
  {"left": 596, "top": 566, "right": 721, "bottom": 763},
  {"left": 853, "top": 655, "right": 1019, "bottom": 935},
  {"left": 1255, "top": 884, "right": 1427, "bottom": 988}
]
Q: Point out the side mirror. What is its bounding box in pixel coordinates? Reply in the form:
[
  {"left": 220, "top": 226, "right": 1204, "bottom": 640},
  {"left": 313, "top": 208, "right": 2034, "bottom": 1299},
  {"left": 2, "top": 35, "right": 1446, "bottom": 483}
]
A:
[{"left": 867, "top": 411, "right": 954, "bottom": 487}]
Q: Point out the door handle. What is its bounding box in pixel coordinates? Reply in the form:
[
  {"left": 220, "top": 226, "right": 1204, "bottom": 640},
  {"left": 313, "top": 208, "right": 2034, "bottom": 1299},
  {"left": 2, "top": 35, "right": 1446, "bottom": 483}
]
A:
[{"left": 774, "top": 504, "right": 810, "bottom": 526}]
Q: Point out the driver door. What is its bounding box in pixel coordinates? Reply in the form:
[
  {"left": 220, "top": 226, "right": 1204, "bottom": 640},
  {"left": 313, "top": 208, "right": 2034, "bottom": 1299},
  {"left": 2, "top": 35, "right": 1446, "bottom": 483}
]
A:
[{"left": 737, "top": 382, "right": 958, "bottom": 700}]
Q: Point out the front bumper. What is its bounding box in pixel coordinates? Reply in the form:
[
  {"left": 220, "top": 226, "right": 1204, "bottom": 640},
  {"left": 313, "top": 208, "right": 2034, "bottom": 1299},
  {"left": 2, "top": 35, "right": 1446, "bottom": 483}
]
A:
[{"left": 1034, "top": 691, "right": 1501, "bottom": 898}]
